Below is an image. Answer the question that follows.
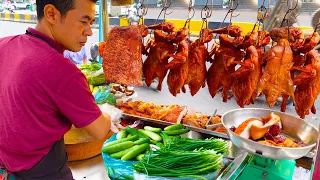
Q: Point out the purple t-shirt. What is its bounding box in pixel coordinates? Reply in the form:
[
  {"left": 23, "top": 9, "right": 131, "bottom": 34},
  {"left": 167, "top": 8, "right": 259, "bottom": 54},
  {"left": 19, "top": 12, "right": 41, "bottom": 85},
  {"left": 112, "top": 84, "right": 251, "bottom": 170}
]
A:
[
  {"left": 64, "top": 46, "right": 87, "bottom": 65},
  {"left": 0, "top": 28, "right": 102, "bottom": 172}
]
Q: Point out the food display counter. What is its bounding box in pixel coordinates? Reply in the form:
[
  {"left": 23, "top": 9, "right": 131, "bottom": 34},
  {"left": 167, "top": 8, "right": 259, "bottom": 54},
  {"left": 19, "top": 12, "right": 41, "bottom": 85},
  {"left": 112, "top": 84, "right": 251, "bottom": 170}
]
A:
[{"left": 66, "top": 0, "right": 320, "bottom": 179}]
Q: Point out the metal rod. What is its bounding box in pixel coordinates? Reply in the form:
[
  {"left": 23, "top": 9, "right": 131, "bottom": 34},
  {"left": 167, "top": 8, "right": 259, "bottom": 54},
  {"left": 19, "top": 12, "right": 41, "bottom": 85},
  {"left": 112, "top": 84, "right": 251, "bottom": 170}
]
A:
[{"left": 102, "top": 0, "right": 109, "bottom": 41}]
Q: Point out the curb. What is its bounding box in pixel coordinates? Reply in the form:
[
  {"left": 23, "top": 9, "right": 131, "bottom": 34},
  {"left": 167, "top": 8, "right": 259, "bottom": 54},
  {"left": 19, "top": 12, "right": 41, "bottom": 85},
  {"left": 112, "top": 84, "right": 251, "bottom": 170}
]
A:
[{"left": 0, "top": 12, "right": 313, "bottom": 35}]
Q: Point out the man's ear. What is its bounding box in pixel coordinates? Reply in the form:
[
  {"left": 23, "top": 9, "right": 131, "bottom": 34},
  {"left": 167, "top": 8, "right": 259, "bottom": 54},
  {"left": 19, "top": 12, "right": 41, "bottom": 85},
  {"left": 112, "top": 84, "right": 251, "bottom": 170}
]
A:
[{"left": 43, "top": 4, "right": 61, "bottom": 25}]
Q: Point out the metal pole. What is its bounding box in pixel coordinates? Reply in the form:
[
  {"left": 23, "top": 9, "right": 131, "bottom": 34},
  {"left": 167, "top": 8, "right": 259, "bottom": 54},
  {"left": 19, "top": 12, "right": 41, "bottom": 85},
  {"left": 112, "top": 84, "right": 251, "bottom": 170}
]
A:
[
  {"left": 99, "top": 0, "right": 109, "bottom": 63},
  {"left": 99, "top": 0, "right": 109, "bottom": 42}
]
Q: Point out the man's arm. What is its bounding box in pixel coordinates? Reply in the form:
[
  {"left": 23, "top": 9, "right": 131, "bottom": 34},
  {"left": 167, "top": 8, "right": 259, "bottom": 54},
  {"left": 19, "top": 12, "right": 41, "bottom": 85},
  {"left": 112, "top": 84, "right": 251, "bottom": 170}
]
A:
[
  {"left": 83, "top": 57, "right": 88, "bottom": 64},
  {"left": 82, "top": 113, "right": 111, "bottom": 140}
]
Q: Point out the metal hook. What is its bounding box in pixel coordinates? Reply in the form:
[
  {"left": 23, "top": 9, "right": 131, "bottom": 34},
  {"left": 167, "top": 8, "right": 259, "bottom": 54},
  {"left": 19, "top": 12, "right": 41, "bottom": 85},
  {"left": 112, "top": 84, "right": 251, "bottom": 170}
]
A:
[
  {"left": 280, "top": 0, "right": 299, "bottom": 27},
  {"left": 154, "top": 0, "right": 172, "bottom": 24},
  {"left": 184, "top": 0, "right": 195, "bottom": 27},
  {"left": 229, "top": 0, "right": 239, "bottom": 11},
  {"left": 137, "top": 0, "right": 148, "bottom": 24},
  {"left": 201, "top": 0, "right": 213, "bottom": 20}
]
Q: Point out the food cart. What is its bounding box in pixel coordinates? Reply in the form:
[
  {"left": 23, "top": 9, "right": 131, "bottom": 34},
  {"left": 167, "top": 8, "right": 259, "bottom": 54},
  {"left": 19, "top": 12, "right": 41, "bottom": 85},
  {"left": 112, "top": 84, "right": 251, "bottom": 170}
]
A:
[{"left": 68, "top": 0, "right": 320, "bottom": 179}]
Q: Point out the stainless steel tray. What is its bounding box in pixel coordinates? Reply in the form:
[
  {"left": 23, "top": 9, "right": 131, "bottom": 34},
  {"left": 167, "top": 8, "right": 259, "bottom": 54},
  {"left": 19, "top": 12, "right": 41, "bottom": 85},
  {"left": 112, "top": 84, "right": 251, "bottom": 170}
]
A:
[
  {"left": 122, "top": 113, "right": 229, "bottom": 139},
  {"left": 222, "top": 108, "right": 318, "bottom": 160}
]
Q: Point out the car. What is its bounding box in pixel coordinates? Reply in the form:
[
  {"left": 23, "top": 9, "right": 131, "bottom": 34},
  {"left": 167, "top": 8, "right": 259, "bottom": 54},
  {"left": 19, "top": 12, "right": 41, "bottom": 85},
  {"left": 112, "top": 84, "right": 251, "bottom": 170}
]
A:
[{"left": 7, "top": 1, "right": 30, "bottom": 10}]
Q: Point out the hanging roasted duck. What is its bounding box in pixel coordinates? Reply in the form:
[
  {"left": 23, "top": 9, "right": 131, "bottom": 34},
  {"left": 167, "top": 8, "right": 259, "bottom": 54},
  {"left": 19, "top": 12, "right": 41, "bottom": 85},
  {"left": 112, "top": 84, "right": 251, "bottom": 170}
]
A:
[
  {"left": 293, "top": 50, "right": 320, "bottom": 119},
  {"left": 100, "top": 25, "right": 148, "bottom": 86},
  {"left": 184, "top": 28, "right": 213, "bottom": 96},
  {"left": 256, "top": 38, "right": 295, "bottom": 112},
  {"left": 164, "top": 27, "right": 190, "bottom": 96},
  {"left": 143, "top": 22, "right": 177, "bottom": 91},
  {"left": 207, "top": 33, "right": 245, "bottom": 102},
  {"left": 231, "top": 45, "right": 261, "bottom": 107}
]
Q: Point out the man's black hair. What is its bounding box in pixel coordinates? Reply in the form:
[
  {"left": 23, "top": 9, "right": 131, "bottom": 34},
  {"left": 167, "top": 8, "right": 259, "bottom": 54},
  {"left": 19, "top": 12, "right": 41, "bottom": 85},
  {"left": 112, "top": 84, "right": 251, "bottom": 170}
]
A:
[{"left": 36, "top": 0, "right": 98, "bottom": 21}]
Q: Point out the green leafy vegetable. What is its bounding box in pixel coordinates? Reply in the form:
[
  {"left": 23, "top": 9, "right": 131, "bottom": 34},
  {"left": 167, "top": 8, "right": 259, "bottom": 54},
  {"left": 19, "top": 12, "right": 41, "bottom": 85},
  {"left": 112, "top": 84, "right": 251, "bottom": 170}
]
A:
[{"left": 78, "top": 63, "right": 102, "bottom": 71}]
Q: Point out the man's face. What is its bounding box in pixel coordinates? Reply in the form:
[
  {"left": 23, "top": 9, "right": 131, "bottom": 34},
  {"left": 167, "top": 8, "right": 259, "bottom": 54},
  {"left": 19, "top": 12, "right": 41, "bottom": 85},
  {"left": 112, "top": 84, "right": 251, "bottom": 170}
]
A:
[{"left": 53, "top": 0, "right": 95, "bottom": 52}]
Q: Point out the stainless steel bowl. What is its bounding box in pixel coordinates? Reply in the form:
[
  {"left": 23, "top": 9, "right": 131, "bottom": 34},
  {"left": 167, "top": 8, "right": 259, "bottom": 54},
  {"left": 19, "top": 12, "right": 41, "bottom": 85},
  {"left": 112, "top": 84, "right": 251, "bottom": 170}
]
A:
[{"left": 221, "top": 108, "right": 318, "bottom": 160}]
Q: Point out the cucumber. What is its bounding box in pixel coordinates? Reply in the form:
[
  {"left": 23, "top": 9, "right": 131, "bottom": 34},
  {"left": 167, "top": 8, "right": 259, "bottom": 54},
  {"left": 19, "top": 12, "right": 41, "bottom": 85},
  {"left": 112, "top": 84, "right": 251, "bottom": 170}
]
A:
[
  {"left": 103, "top": 135, "right": 138, "bottom": 147},
  {"left": 121, "top": 143, "right": 150, "bottom": 161},
  {"left": 150, "top": 140, "right": 158, "bottom": 144},
  {"left": 110, "top": 145, "right": 138, "bottom": 159},
  {"left": 134, "top": 138, "right": 150, "bottom": 145},
  {"left": 144, "top": 126, "right": 162, "bottom": 133},
  {"left": 138, "top": 129, "right": 162, "bottom": 142},
  {"left": 127, "top": 134, "right": 133, "bottom": 138},
  {"left": 136, "top": 153, "right": 145, "bottom": 161},
  {"left": 102, "top": 141, "right": 134, "bottom": 154},
  {"left": 126, "top": 127, "right": 148, "bottom": 138},
  {"left": 163, "top": 128, "right": 191, "bottom": 136},
  {"left": 164, "top": 124, "right": 184, "bottom": 131},
  {"left": 116, "top": 129, "right": 128, "bottom": 140}
]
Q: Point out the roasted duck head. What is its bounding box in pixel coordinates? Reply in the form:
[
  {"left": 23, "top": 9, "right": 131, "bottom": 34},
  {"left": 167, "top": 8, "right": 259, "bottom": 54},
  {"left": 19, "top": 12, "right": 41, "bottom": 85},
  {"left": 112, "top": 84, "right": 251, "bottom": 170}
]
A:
[
  {"left": 143, "top": 30, "right": 177, "bottom": 91},
  {"left": 239, "top": 31, "right": 258, "bottom": 49},
  {"left": 297, "top": 32, "right": 320, "bottom": 54},
  {"left": 171, "top": 27, "right": 189, "bottom": 43},
  {"left": 210, "top": 25, "right": 243, "bottom": 37},
  {"left": 293, "top": 50, "right": 320, "bottom": 119},
  {"left": 231, "top": 46, "right": 261, "bottom": 107},
  {"left": 165, "top": 40, "right": 189, "bottom": 96},
  {"left": 256, "top": 38, "right": 295, "bottom": 112},
  {"left": 148, "top": 22, "right": 175, "bottom": 33},
  {"left": 270, "top": 27, "right": 304, "bottom": 49}
]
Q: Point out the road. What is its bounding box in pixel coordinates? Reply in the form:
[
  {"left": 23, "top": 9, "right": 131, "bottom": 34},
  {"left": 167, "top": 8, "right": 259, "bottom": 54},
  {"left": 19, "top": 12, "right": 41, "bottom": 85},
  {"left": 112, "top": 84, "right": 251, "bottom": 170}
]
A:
[{"left": 9, "top": 7, "right": 314, "bottom": 26}]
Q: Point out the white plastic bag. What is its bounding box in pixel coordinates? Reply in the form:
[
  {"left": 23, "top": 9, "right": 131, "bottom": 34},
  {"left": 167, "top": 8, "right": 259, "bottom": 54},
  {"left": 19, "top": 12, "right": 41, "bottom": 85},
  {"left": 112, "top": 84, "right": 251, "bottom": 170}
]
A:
[{"left": 98, "top": 103, "right": 123, "bottom": 133}]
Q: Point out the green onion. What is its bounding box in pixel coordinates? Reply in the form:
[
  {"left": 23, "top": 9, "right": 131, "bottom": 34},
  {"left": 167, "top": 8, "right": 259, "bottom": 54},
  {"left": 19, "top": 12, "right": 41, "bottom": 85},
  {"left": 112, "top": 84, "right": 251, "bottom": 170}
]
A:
[
  {"left": 133, "top": 149, "right": 223, "bottom": 178},
  {"left": 165, "top": 137, "right": 229, "bottom": 154}
]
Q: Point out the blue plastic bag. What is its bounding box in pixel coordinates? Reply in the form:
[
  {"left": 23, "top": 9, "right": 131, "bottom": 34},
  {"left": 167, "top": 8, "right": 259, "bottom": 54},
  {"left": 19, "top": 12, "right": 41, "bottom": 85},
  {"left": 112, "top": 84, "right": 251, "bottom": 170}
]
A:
[
  {"left": 93, "top": 86, "right": 116, "bottom": 105},
  {"left": 102, "top": 134, "right": 136, "bottom": 180}
]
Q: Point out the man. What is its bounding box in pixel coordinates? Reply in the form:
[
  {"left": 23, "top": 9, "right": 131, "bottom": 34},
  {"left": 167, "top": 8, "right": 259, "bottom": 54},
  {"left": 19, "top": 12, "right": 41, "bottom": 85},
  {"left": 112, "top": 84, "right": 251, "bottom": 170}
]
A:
[
  {"left": 0, "top": 0, "right": 116, "bottom": 179},
  {"left": 64, "top": 46, "right": 88, "bottom": 65}
]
